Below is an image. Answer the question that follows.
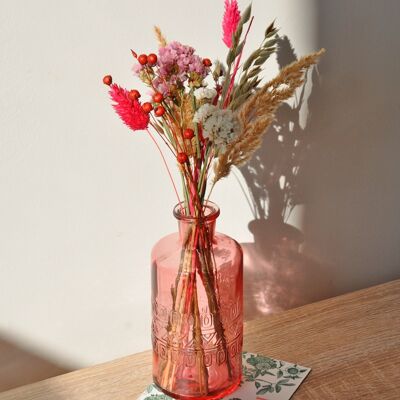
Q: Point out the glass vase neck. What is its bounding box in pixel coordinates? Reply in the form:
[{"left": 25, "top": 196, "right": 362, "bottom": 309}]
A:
[{"left": 173, "top": 202, "right": 220, "bottom": 243}]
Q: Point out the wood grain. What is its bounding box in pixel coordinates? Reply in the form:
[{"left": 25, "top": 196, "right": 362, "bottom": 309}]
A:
[{"left": 0, "top": 280, "right": 399, "bottom": 399}]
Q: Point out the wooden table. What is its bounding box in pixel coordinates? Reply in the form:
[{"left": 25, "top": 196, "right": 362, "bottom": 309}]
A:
[{"left": 1, "top": 280, "right": 399, "bottom": 399}]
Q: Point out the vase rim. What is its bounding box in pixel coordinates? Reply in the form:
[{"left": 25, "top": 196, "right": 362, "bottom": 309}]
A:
[{"left": 173, "top": 201, "right": 220, "bottom": 222}]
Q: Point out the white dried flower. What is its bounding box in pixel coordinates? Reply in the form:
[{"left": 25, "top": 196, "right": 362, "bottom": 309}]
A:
[
  {"left": 193, "top": 103, "right": 215, "bottom": 123},
  {"left": 193, "top": 104, "right": 239, "bottom": 152},
  {"left": 194, "top": 87, "right": 217, "bottom": 101}
]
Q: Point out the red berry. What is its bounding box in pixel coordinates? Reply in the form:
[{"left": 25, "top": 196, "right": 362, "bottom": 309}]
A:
[
  {"left": 177, "top": 152, "right": 188, "bottom": 164},
  {"left": 153, "top": 92, "right": 163, "bottom": 103},
  {"left": 142, "top": 102, "right": 153, "bottom": 113},
  {"left": 138, "top": 54, "right": 148, "bottom": 65},
  {"left": 148, "top": 53, "right": 158, "bottom": 66},
  {"left": 203, "top": 58, "right": 212, "bottom": 67},
  {"left": 103, "top": 75, "right": 112, "bottom": 85},
  {"left": 128, "top": 89, "right": 141, "bottom": 100},
  {"left": 154, "top": 105, "right": 166, "bottom": 117},
  {"left": 183, "top": 128, "right": 194, "bottom": 139}
]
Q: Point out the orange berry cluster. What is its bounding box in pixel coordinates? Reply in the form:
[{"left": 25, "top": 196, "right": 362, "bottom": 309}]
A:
[
  {"left": 176, "top": 129, "right": 196, "bottom": 164},
  {"left": 141, "top": 91, "right": 165, "bottom": 117},
  {"left": 102, "top": 48, "right": 208, "bottom": 165},
  {"left": 102, "top": 75, "right": 166, "bottom": 117},
  {"left": 138, "top": 53, "right": 158, "bottom": 66}
]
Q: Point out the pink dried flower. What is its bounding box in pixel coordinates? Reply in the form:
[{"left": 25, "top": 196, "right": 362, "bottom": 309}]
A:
[
  {"left": 132, "top": 63, "right": 144, "bottom": 75},
  {"left": 109, "top": 84, "right": 149, "bottom": 131},
  {"left": 155, "top": 41, "right": 209, "bottom": 92},
  {"left": 222, "top": 0, "right": 241, "bottom": 48}
]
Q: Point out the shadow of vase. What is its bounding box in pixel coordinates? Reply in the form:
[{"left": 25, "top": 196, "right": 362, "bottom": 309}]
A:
[
  {"left": 239, "top": 36, "right": 335, "bottom": 320},
  {"left": 243, "top": 219, "right": 334, "bottom": 320}
]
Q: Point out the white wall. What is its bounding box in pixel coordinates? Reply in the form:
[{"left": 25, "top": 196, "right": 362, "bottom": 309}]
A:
[{"left": 1, "top": 0, "right": 398, "bottom": 370}]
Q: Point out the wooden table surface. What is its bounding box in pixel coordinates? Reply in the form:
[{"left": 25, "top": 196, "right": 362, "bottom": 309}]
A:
[{"left": 1, "top": 279, "right": 399, "bottom": 399}]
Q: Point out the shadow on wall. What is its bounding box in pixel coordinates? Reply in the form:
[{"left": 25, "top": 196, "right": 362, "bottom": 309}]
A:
[
  {"left": 240, "top": 35, "right": 334, "bottom": 320},
  {"left": 0, "top": 334, "right": 70, "bottom": 392},
  {"left": 241, "top": 0, "right": 400, "bottom": 320},
  {"left": 301, "top": 0, "right": 400, "bottom": 293}
]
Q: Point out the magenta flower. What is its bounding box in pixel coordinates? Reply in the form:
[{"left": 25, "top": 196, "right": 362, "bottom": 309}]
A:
[
  {"left": 222, "top": 0, "right": 241, "bottom": 48},
  {"left": 109, "top": 84, "right": 149, "bottom": 131}
]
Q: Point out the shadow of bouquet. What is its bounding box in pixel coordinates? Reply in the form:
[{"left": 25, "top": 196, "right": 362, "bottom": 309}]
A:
[{"left": 239, "top": 36, "right": 334, "bottom": 319}]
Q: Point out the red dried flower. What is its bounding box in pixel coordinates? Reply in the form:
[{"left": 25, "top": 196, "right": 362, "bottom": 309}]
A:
[{"left": 109, "top": 84, "right": 149, "bottom": 131}]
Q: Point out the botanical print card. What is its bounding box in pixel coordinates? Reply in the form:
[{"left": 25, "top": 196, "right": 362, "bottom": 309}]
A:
[{"left": 138, "top": 352, "right": 311, "bottom": 400}]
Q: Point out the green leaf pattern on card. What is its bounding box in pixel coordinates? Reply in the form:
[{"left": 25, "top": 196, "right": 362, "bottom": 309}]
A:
[
  {"left": 138, "top": 352, "right": 310, "bottom": 400},
  {"left": 241, "top": 352, "right": 308, "bottom": 396}
]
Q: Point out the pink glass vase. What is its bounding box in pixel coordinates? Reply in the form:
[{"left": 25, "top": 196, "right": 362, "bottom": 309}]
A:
[{"left": 151, "top": 202, "right": 243, "bottom": 399}]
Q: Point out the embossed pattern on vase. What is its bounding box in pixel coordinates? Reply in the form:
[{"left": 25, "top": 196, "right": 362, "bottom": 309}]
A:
[{"left": 151, "top": 225, "right": 243, "bottom": 399}]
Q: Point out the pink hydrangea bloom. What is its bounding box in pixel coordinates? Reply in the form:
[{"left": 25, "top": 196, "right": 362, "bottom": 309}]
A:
[
  {"left": 155, "top": 41, "right": 209, "bottom": 92},
  {"left": 109, "top": 84, "right": 149, "bottom": 131}
]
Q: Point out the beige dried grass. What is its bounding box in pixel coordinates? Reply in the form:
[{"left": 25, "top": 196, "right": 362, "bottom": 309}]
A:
[
  {"left": 214, "top": 48, "right": 325, "bottom": 183},
  {"left": 181, "top": 94, "right": 195, "bottom": 129},
  {"left": 171, "top": 94, "right": 197, "bottom": 156},
  {"left": 154, "top": 26, "right": 167, "bottom": 48}
]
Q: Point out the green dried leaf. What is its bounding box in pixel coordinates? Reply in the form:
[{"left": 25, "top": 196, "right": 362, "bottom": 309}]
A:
[
  {"left": 233, "top": 24, "right": 243, "bottom": 44},
  {"left": 241, "top": 4, "right": 252, "bottom": 25},
  {"left": 230, "top": 93, "right": 246, "bottom": 110},
  {"left": 254, "top": 50, "right": 274, "bottom": 66},
  {"left": 226, "top": 49, "right": 235, "bottom": 66},
  {"left": 264, "top": 38, "right": 278, "bottom": 49},
  {"left": 236, "top": 41, "right": 245, "bottom": 56},
  {"left": 239, "top": 74, "right": 247, "bottom": 87},
  {"left": 265, "top": 20, "right": 276, "bottom": 37},
  {"left": 238, "top": 73, "right": 252, "bottom": 89},
  {"left": 247, "top": 66, "right": 262, "bottom": 79},
  {"left": 242, "top": 49, "right": 261, "bottom": 71},
  {"left": 231, "top": 75, "right": 262, "bottom": 109},
  {"left": 212, "top": 61, "right": 222, "bottom": 80}
]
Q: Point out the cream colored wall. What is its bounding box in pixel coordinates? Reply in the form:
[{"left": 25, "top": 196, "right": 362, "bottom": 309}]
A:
[{"left": 1, "top": 0, "right": 399, "bottom": 370}]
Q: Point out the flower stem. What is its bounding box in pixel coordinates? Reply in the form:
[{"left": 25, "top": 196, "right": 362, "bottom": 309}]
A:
[{"left": 146, "top": 128, "right": 182, "bottom": 208}]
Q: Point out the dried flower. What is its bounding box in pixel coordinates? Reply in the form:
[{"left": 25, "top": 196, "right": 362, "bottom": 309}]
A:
[
  {"left": 194, "top": 104, "right": 239, "bottom": 151},
  {"left": 194, "top": 87, "right": 217, "bottom": 101},
  {"left": 222, "top": 0, "right": 241, "bottom": 48},
  {"left": 104, "top": 2, "right": 324, "bottom": 223},
  {"left": 109, "top": 84, "right": 149, "bottom": 131},
  {"left": 214, "top": 49, "right": 325, "bottom": 182},
  {"left": 154, "top": 26, "right": 167, "bottom": 48},
  {"left": 154, "top": 41, "right": 210, "bottom": 92}
]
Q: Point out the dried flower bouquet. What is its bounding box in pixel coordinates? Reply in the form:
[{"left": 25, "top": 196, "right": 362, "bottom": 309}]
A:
[{"left": 103, "top": 1, "right": 324, "bottom": 398}]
